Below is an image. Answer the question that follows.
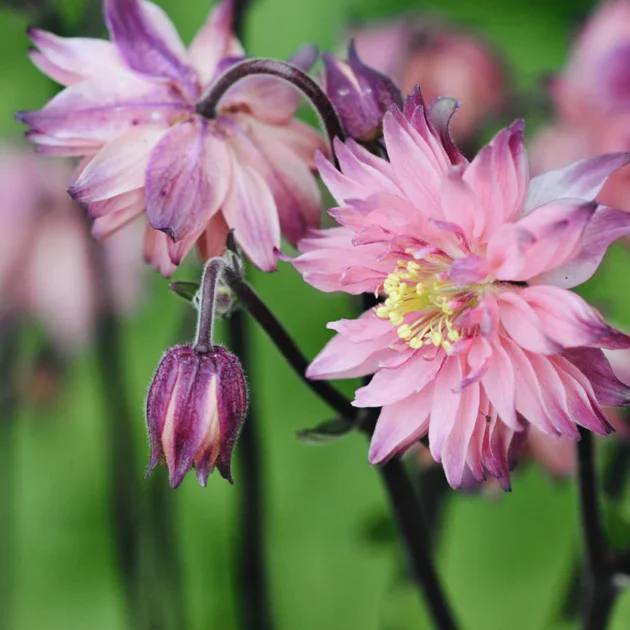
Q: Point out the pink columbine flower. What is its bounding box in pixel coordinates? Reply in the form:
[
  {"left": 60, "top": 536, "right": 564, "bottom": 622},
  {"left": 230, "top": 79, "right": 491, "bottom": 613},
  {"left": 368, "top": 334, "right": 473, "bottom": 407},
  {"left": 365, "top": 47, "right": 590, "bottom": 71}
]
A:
[
  {"left": 17, "top": 0, "right": 326, "bottom": 275},
  {"left": 350, "top": 17, "right": 505, "bottom": 142},
  {"left": 293, "top": 89, "right": 630, "bottom": 489},
  {"left": 0, "top": 147, "right": 144, "bottom": 352},
  {"left": 531, "top": 0, "right": 630, "bottom": 211}
]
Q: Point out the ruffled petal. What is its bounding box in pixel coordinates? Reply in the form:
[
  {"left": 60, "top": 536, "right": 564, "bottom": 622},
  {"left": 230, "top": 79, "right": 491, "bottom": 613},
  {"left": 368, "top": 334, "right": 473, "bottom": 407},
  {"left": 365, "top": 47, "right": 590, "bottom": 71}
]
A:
[
  {"left": 525, "top": 153, "right": 630, "bottom": 214},
  {"left": 27, "top": 28, "right": 125, "bottom": 86},
  {"left": 228, "top": 116, "right": 323, "bottom": 245},
  {"left": 70, "top": 126, "right": 167, "bottom": 203},
  {"left": 188, "top": 0, "right": 244, "bottom": 87},
  {"left": 307, "top": 311, "right": 397, "bottom": 380},
  {"left": 221, "top": 160, "right": 280, "bottom": 272},
  {"left": 532, "top": 204, "right": 630, "bottom": 288},
  {"left": 104, "top": 0, "right": 197, "bottom": 97},
  {"left": 487, "top": 199, "right": 596, "bottom": 281},
  {"left": 368, "top": 390, "right": 432, "bottom": 464},
  {"left": 354, "top": 351, "right": 444, "bottom": 407},
  {"left": 145, "top": 118, "right": 231, "bottom": 242},
  {"left": 16, "top": 78, "right": 187, "bottom": 146},
  {"left": 462, "top": 120, "right": 528, "bottom": 238}
]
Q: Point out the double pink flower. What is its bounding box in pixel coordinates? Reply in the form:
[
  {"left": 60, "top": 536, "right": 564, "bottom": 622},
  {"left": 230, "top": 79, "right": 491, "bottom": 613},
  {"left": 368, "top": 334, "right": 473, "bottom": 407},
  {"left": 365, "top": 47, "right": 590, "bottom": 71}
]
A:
[
  {"left": 18, "top": 0, "right": 326, "bottom": 274},
  {"left": 294, "top": 90, "right": 630, "bottom": 489}
]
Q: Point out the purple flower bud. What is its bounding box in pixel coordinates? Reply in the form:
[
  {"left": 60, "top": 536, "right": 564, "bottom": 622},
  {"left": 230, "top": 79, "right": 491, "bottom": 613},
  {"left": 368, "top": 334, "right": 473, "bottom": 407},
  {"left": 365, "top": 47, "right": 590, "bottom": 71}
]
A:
[
  {"left": 146, "top": 344, "right": 247, "bottom": 488},
  {"left": 323, "top": 42, "right": 403, "bottom": 142}
]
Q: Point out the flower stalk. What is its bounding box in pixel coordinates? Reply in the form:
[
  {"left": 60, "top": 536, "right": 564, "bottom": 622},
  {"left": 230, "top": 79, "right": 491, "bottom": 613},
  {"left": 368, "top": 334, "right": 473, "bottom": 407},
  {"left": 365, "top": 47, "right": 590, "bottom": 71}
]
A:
[
  {"left": 577, "top": 429, "right": 619, "bottom": 630},
  {"left": 195, "top": 58, "right": 345, "bottom": 162}
]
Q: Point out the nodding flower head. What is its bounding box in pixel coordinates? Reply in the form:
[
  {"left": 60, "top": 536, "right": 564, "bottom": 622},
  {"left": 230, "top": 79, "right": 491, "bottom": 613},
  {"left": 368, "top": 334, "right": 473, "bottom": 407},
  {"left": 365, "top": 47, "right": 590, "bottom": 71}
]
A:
[
  {"left": 17, "top": 0, "right": 327, "bottom": 275},
  {"left": 146, "top": 344, "right": 248, "bottom": 488},
  {"left": 294, "top": 89, "right": 630, "bottom": 489}
]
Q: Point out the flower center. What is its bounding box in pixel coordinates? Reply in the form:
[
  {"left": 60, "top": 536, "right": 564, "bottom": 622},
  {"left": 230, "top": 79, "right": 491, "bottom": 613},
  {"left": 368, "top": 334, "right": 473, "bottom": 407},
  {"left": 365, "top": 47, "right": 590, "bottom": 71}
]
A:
[{"left": 375, "top": 259, "right": 478, "bottom": 350}]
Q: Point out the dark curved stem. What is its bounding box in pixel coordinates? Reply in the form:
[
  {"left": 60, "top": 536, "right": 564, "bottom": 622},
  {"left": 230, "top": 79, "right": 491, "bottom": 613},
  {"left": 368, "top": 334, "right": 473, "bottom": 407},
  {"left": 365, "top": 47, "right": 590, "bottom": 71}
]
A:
[
  {"left": 195, "top": 58, "right": 344, "bottom": 163},
  {"left": 223, "top": 268, "right": 356, "bottom": 420},
  {"left": 194, "top": 258, "right": 224, "bottom": 354},
  {"left": 380, "top": 458, "right": 459, "bottom": 630},
  {"left": 228, "top": 310, "right": 273, "bottom": 630},
  {"left": 577, "top": 429, "right": 618, "bottom": 630},
  {"left": 220, "top": 269, "right": 458, "bottom": 629}
]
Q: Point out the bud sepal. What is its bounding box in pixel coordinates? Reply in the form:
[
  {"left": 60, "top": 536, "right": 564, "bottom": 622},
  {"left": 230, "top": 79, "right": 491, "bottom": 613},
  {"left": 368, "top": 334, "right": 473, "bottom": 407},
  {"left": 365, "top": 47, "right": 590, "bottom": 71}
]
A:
[{"left": 146, "top": 344, "right": 248, "bottom": 488}]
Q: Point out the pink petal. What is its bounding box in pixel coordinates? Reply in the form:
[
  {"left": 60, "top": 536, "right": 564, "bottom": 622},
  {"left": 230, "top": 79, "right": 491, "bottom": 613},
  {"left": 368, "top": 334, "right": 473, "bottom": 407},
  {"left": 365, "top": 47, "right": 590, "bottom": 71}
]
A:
[
  {"left": 197, "top": 212, "right": 230, "bottom": 262},
  {"left": 515, "top": 286, "right": 630, "bottom": 350},
  {"left": 498, "top": 291, "right": 562, "bottom": 355},
  {"left": 481, "top": 338, "right": 519, "bottom": 430},
  {"left": 70, "top": 126, "right": 167, "bottom": 203},
  {"left": 532, "top": 204, "right": 630, "bottom": 289},
  {"left": 229, "top": 117, "right": 322, "bottom": 246},
  {"left": 462, "top": 120, "right": 528, "bottom": 238},
  {"left": 442, "top": 382, "right": 481, "bottom": 488},
  {"left": 104, "top": 0, "right": 197, "bottom": 98},
  {"left": 17, "top": 78, "right": 187, "bottom": 145},
  {"left": 429, "top": 355, "right": 463, "bottom": 462},
  {"left": 145, "top": 118, "right": 231, "bottom": 242},
  {"left": 382, "top": 108, "right": 446, "bottom": 218},
  {"left": 440, "top": 167, "right": 483, "bottom": 238},
  {"left": 354, "top": 351, "right": 444, "bottom": 407},
  {"left": 144, "top": 224, "right": 177, "bottom": 277},
  {"left": 306, "top": 319, "right": 396, "bottom": 381},
  {"left": 525, "top": 153, "right": 630, "bottom": 214},
  {"left": 92, "top": 203, "right": 144, "bottom": 239},
  {"left": 27, "top": 28, "right": 125, "bottom": 86},
  {"left": 368, "top": 390, "right": 432, "bottom": 464},
  {"left": 487, "top": 200, "right": 596, "bottom": 281},
  {"left": 189, "top": 0, "right": 244, "bottom": 88},
  {"left": 221, "top": 161, "right": 280, "bottom": 272}
]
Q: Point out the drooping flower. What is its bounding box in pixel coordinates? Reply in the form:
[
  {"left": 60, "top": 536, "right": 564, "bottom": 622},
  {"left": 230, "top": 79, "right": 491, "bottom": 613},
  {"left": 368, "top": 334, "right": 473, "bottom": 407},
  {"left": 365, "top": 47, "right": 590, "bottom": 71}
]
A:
[
  {"left": 17, "top": 0, "right": 326, "bottom": 275},
  {"left": 293, "top": 89, "right": 630, "bottom": 489},
  {"left": 146, "top": 344, "right": 248, "bottom": 488},
  {"left": 531, "top": 0, "right": 630, "bottom": 211},
  {"left": 0, "top": 146, "right": 144, "bottom": 352},
  {"left": 350, "top": 17, "right": 505, "bottom": 142}
]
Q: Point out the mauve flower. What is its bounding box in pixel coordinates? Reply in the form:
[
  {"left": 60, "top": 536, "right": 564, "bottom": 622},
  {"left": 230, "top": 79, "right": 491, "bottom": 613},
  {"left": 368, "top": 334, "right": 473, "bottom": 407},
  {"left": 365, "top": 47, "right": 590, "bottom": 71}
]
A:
[
  {"left": 17, "top": 0, "right": 326, "bottom": 275},
  {"left": 146, "top": 344, "right": 248, "bottom": 488},
  {"left": 531, "top": 1, "right": 630, "bottom": 210},
  {"left": 293, "top": 89, "right": 630, "bottom": 489},
  {"left": 350, "top": 17, "right": 505, "bottom": 142},
  {"left": 0, "top": 147, "right": 144, "bottom": 353}
]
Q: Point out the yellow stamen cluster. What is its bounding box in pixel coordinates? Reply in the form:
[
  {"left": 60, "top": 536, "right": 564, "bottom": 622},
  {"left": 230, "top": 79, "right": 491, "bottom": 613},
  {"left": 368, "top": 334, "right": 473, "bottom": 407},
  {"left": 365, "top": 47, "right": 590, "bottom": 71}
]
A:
[{"left": 376, "top": 259, "right": 469, "bottom": 350}]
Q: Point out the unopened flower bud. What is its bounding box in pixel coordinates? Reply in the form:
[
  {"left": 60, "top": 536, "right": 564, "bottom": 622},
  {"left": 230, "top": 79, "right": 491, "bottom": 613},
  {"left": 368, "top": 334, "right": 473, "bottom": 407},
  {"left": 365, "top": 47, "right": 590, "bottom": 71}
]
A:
[
  {"left": 146, "top": 344, "right": 248, "bottom": 488},
  {"left": 322, "top": 42, "right": 402, "bottom": 142}
]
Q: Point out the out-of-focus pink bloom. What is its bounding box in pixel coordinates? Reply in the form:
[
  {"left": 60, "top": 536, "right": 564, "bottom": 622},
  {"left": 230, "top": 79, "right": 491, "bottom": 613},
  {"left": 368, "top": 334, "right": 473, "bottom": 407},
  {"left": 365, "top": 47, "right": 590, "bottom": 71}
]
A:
[
  {"left": 293, "top": 89, "right": 630, "bottom": 490},
  {"left": 17, "top": 0, "right": 326, "bottom": 275},
  {"left": 351, "top": 17, "right": 505, "bottom": 141},
  {"left": 0, "top": 147, "right": 144, "bottom": 353},
  {"left": 532, "top": 1, "right": 630, "bottom": 210},
  {"left": 146, "top": 344, "right": 248, "bottom": 488}
]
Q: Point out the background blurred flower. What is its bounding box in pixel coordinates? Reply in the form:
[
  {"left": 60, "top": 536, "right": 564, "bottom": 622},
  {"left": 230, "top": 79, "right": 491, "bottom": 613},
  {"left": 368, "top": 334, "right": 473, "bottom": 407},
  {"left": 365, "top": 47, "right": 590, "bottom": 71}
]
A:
[
  {"left": 0, "top": 146, "right": 144, "bottom": 354},
  {"left": 531, "top": 0, "right": 630, "bottom": 211},
  {"left": 295, "top": 90, "right": 630, "bottom": 489},
  {"left": 350, "top": 16, "right": 506, "bottom": 142},
  {"left": 17, "top": 0, "right": 326, "bottom": 274}
]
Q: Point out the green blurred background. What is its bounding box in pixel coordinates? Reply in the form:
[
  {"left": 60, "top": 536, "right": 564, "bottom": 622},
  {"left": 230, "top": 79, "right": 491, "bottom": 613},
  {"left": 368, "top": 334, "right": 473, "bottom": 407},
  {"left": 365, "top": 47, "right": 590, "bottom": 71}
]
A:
[{"left": 2, "top": 0, "right": 630, "bottom": 628}]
